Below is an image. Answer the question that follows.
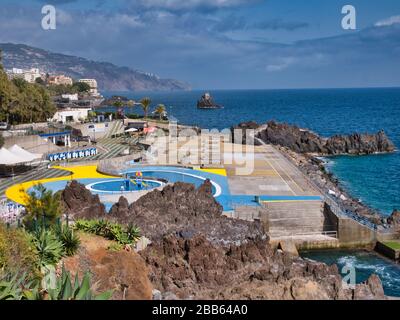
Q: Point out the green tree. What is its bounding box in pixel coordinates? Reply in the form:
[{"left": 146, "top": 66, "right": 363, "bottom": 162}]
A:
[
  {"left": 72, "top": 82, "right": 90, "bottom": 93},
  {"left": 35, "top": 77, "right": 45, "bottom": 85},
  {"left": 88, "top": 110, "right": 96, "bottom": 120},
  {"left": 140, "top": 97, "right": 151, "bottom": 119},
  {"left": 23, "top": 184, "right": 62, "bottom": 229},
  {"left": 0, "top": 68, "right": 56, "bottom": 124},
  {"left": 154, "top": 104, "right": 166, "bottom": 121}
]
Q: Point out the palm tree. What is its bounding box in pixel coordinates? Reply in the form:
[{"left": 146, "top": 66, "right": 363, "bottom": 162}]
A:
[
  {"left": 155, "top": 104, "right": 166, "bottom": 121},
  {"left": 112, "top": 100, "right": 124, "bottom": 121},
  {"left": 140, "top": 97, "right": 151, "bottom": 119},
  {"left": 126, "top": 100, "right": 135, "bottom": 117}
]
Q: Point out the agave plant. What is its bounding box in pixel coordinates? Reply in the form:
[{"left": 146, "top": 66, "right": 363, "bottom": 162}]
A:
[
  {"left": 74, "top": 219, "right": 141, "bottom": 246},
  {"left": 0, "top": 272, "right": 41, "bottom": 300},
  {"left": 47, "top": 266, "right": 112, "bottom": 300},
  {"left": 33, "top": 228, "right": 65, "bottom": 268},
  {"left": 126, "top": 224, "right": 141, "bottom": 243},
  {"left": 54, "top": 223, "right": 80, "bottom": 256},
  {"left": 0, "top": 272, "right": 25, "bottom": 300}
]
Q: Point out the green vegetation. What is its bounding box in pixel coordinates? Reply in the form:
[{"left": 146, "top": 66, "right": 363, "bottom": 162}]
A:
[
  {"left": 140, "top": 97, "right": 151, "bottom": 118},
  {"left": 23, "top": 184, "right": 62, "bottom": 229},
  {"left": 47, "top": 82, "right": 90, "bottom": 96},
  {"left": 155, "top": 104, "right": 166, "bottom": 120},
  {"left": 54, "top": 223, "right": 81, "bottom": 256},
  {"left": 0, "top": 272, "right": 39, "bottom": 300},
  {"left": 74, "top": 219, "right": 141, "bottom": 246},
  {"left": 47, "top": 265, "right": 113, "bottom": 300},
  {"left": 0, "top": 223, "right": 40, "bottom": 279},
  {"left": 384, "top": 241, "right": 400, "bottom": 250},
  {"left": 0, "top": 266, "right": 111, "bottom": 300},
  {"left": 32, "top": 228, "right": 65, "bottom": 269},
  {"left": 0, "top": 133, "right": 4, "bottom": 148},
  {"left": 0, "top": 64, "right": 56, "bottom": 124},
  {"left": 0, "top": 182, "right": 112, "bottom": 300}
]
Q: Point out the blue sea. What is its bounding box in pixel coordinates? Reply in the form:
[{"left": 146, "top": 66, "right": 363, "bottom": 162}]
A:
[
  {"left": 103, "top": 88, "right": 400, "bottom": 216},
  {"left": 103, "top": 87, "right": 400, "bottom": 297},
  {"left": 302, "top": 249, "right": 400, "bottom": 297}
]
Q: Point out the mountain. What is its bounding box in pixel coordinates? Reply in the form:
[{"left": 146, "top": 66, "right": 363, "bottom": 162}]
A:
[{"left": 0, "top": 43, "right": 191, "bottom": 92}]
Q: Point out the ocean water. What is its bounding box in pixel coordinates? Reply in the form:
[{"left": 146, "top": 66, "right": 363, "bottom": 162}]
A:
[
  {"left": 302, "top": 250, "right": 400, "bottom": 297},
  {"left": 103, "top": 88, "right": 400, "bottom": 216},
  {"left": 102, "top": 88, "right": 400, "bottom": 297}
]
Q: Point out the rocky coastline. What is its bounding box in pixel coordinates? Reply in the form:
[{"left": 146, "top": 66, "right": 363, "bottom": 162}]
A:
[
  {"left": 233, "top": 120, "right": 398, "bottom": 227},
  {"left": 60, "top": 180, "right": 386, "bottom": 300}
]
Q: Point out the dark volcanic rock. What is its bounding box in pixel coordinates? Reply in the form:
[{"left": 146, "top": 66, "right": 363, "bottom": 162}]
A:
[
  {"left": 140, "top": 233, "right": 385, "bottom": 300},
  {"left": 197, "top": 93, "right": 221, "bottom": 109},
  {"left": 231, "top": 121, "right": 261, "bottom": 145},
  {"left": 325, "top": 130, "right": 395, "bottom": 155},
  {"left": 109, "top": 196, "right": 130, "bottom": 217},
  {"left": 60, "top": 180, "right": 106, "bottom": 219},
  {"left": 109, "top": 180, "right": 265, "bottom": 244},
  {"left": 257, "top": 121, "right": 326, "bottom": 153},
  {"left": 387, "top": 209, "right": 400, "bottom": 226},
  {"left": 256, "top": 121, "right": 395, "bottom": 155},
  {"left": 354, "top": 274, "right": 385, "bottom": 300}
]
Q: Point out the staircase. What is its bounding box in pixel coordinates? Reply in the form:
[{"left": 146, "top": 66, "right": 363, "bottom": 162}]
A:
[
  {"left": 266, "top": 201, "right": 328, "bottom": 237},
  {"left": 104, "top": 121, "right": 124, "bottom": 138}
]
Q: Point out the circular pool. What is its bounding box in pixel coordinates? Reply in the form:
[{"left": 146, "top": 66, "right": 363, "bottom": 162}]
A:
[
  {"left": 86, "top": 179, "right": 164, "bottom": 194},
  {"left": 123, "top": 169, "right": 221, "bottom": 197}
]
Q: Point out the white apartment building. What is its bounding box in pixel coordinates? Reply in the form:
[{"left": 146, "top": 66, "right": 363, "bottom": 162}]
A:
[
  {"left": 52, "top": 107, "right": 91, "bottom": 124},
  {"left": 61, "top": 93, "right": 79, "bottom": 101},
  {"left": 79, "top": 79, "right": 100, "bottom": 96},
  {"left": 7, "top": 68, "right": 42, "bottom": 83}
]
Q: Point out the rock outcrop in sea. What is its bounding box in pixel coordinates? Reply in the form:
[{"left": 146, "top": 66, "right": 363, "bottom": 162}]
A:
[{"left": 256, "top": 121, "right": 395, "bottom": 155}]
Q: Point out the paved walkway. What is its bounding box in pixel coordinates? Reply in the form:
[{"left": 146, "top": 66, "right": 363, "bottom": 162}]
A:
[{"left": 0, "top": 165, "right": 71, "bottom": 198}]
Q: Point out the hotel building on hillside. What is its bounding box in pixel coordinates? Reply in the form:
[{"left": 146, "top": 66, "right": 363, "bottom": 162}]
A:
[
  {"left": 79, "top": 78, "right": 100, "bottom": 97},
  {"left": 48, "top": 75, "right": 73, "bottom": 86},
  {"left": 6, "top": 67, "right": 43, "bottom": 83}
]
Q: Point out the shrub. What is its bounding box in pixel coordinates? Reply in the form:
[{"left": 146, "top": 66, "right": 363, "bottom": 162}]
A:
[
  {"left": 74, "top": 219, "right": 141, "bottom": 246},
  {"left": 47, "top": 265, "right": 113, "bottom": 300},
  {"left": 0, "top": 223, "right": 39, "bottom": 278},
  {"left": 32, "top": 228, "right": 64, "bottom": 269},
  {"left": 23, "top": 184, "right": 62, "bottom": 230},
  {"left": 54, "top": 224, "right": 80, "bottom": 256},
  {"left": 0, "top": 267, "right": 112, "bottom": 300}
]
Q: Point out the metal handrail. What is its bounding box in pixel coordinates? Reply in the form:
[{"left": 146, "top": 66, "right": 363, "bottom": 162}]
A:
[
  {"left": 262, "top": 140, "right": 380, "bottom": 232},
  {"left": 270, "top": 230, "right": 338, "bottom": 239}
]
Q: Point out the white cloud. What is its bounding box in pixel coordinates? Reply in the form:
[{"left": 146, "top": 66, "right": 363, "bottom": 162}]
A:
[
  {"left": 375, "top": 15, "right": 400, "bottom": 27},
  {"left": 136, "top": 0, "right": 257, "bottom": 10},
  {"left": 266, "top": 57, "right": 296, "bottom": 72}
]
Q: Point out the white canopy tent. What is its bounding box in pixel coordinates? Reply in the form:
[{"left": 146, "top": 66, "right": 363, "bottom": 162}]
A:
[
  {"left": 8, "top": 145, "right": 42, "bottom": 162},
  {"left": 0, "top": 148, "right": 27, "bottom": 165}
]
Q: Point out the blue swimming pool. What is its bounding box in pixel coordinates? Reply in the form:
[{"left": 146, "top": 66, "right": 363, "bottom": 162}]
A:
[
  {"left": 87, "top": 179, "right": 163, "bottom": 194},
  {"left": 123, "top": 169, "right": 220, "bottom": 196}
]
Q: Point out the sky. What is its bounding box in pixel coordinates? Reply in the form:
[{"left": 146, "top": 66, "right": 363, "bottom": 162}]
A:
[{"left": 0, "top": 0, "right": 399, "bottom": 89}]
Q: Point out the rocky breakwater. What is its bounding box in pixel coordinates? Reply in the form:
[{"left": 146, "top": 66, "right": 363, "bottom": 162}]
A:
[
  {"left": 387, "top": 210, "right": 400, "bottom": 234},
  {"left": 256, "top": 121, "right": 395, "bottom": 155},
  {"left": 246, "top": 120, "right": 395, "bottom": 225},
  {"left": 60, "top": 180, "right": 386, "bottom": 300}
]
